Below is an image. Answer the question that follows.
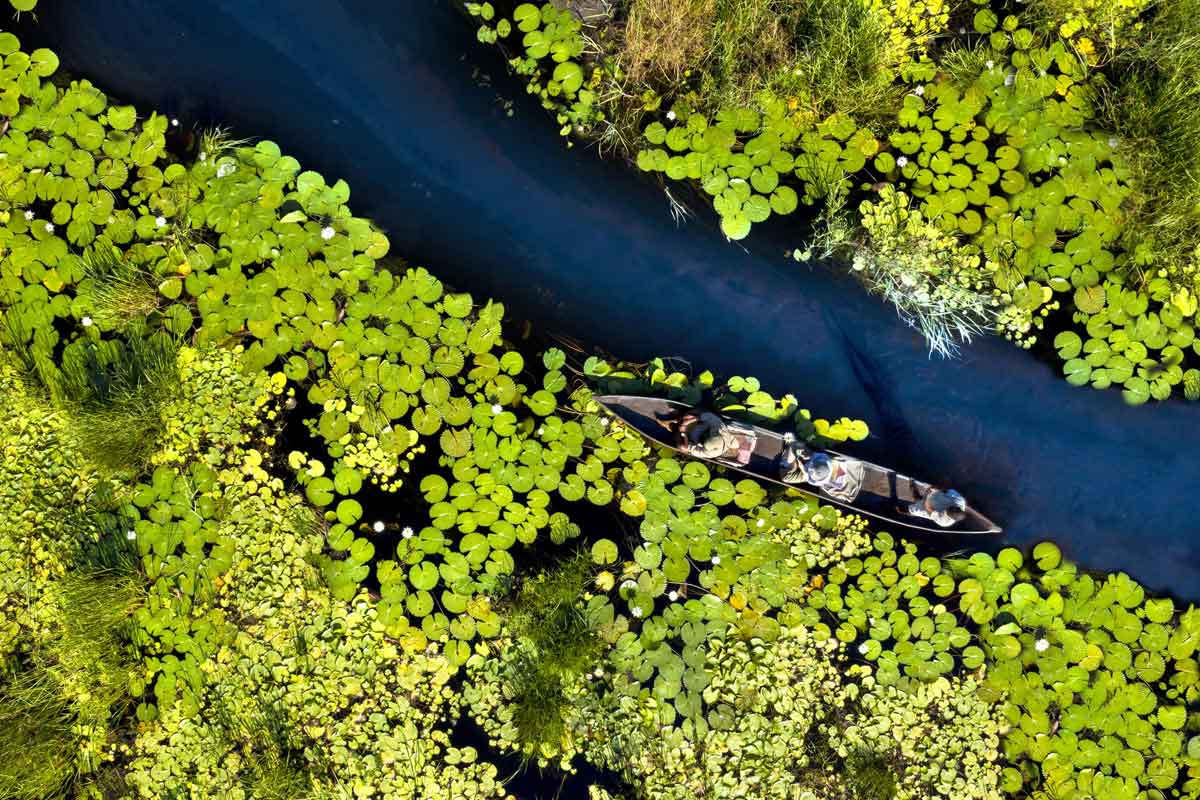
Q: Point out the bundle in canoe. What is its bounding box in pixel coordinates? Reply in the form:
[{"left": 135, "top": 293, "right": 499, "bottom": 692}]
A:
[{"left": 594, "top": 394, "right": 1001, "bottom": 536}]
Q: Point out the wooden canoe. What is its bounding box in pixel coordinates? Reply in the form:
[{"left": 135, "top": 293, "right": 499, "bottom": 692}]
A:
[{"left": 594, "top": 394, "right": 1001, "bottom": 536}]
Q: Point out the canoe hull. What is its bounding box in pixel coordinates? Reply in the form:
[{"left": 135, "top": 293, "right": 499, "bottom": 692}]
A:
[{"left": 595, "top": 394, "right": 1001, "bottom": 536}]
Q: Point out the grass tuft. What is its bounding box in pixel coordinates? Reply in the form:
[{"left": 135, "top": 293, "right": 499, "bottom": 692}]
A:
[
  {"left": 79, "top": 245, "right": 162, "bottom": 331},
  {"left": 616, "top": 0, "right": 906, "bottom": 123},
  {"left": 1095, "top": 0, "right": 1200, "bottom": 287},
  {"left": 0, "top": 570, "right": 141, "bottom": 800},
  {"left": 55, "top": 331, "right": 181, "bottom": 474},
  {"left": 503, "top": 551, "right": 603, "bottom": 757}
]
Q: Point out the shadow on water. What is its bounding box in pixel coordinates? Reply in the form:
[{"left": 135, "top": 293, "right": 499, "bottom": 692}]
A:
[{"left": 16, "top": 0, "right": 1200, "bottom": 601}]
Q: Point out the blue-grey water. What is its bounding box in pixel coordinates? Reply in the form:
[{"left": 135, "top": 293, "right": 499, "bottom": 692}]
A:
[{"left": 21, "top": 0, "right": 1198, "bottom": 600}]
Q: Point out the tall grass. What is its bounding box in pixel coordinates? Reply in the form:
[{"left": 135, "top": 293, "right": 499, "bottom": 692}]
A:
[
  {"left": 502, "top": 551, "right": 603, "bottom": 757},
  {"left": 80, "top": 246, "right": 162, "bottom": 331},
  {"left": 0, "top": 569, "right": 142, "bottom": 800},
  {"left": 210, "top": 697, "right": 315, "bottom": 800},
  {"left": 0, "top": 681, "right": 77, "bottom": 800},
  {"left": 1095, "top": 0, "right": 1200, "bottom": 285},
  {"left": 617, "top": 0, "right": 905, "bottom": 123},
  {"left": 55, "top": 331, "right": 180, "bottom": 474}
]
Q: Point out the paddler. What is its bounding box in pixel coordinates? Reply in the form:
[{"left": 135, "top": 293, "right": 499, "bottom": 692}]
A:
[
  {"left": 905, "top": 488, "right": 967, "bottom": 527},
  {"left": 778, "top": 437, "right": 864, "bottom": 503},
  {"left": 678, "top": 411, "right": 739, "bottom": 459}
]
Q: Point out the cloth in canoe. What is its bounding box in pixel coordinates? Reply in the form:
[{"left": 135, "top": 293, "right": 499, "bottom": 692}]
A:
[
  {"left": 780, "top": 447, "right": 864, "bottom": 503},
  {"left": 686, "top": 412, "right": 756, "bottom": 465}
]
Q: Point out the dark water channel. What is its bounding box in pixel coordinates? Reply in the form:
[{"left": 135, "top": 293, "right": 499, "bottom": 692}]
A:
[{"left": 19, "top": 0, "right": 1199, "bottom": 601}]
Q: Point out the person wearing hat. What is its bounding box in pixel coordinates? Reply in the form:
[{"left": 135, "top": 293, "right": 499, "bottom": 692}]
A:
[
  {"left": 778, "top": 437, "right": 864, "bottom": 502},
  {"left": 906, "top": 488, "right": 967, "bottom": 527}
]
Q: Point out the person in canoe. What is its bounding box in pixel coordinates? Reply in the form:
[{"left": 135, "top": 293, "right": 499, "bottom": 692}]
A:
[
  {"left": 905, "top": 487, "right": 967, "bottom": 527},
  {"left": 677, "top": 410, "right": 755, "bottom": 464},
  {"left": 778, "top": 435, "right": 864, "bottom": 503}
]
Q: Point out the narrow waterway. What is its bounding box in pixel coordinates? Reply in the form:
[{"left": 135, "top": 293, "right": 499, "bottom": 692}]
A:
[{"left": 23, "top": 0, "right": 1199, "bottom": 599}]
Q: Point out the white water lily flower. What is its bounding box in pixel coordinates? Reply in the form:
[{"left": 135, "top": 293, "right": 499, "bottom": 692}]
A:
[
  {"left": 914, "top": 84, "right": 925, "bottom": 96},
  {"left": 126, "top": 530, "right": 136, "bottom": 541},
  {"left": 631, "top": 606, "right": 643, "bottom": 618},
  {"left": 320, "top": 225, "right": 335, "bottom": 240},
  {"left": 491, "top": 403, "right": 502, "bottom": 414},
  {"left": 1035, "top": 638, "right": 1050, "bottom": 652},
  {"left": 23, "top": 210, "right": 33, "bottom": 221},
  {"left": 81, "top": 316, "right": 93, "bottom": 327},
  {"left": 711, "top": 556, "right": 720, "bottom": 565},
  {"left": 858, "top": 642, "right": 869, "bottom": 655},
  {"left": 593, "top": 667, "right": 603, "bottom": 678},
  {"left": 666, "top": 110, "right": 676, "bottom": 121},
  {"left": 372, "top": 521, "right": 386, "bottom": 533},
  {"left": 401, "top": 526, "right": 414, "bottom": 539},
  {"left": 536, "top": 426, "right": 544, "bottom": 436},
  {"left": 896, "top": 156, "right": 908, "bottom": 168},
  {"left": 216, "top": 161, "right": 236, "bottom": 178},
  {"left": 668, "top": 590, "right": 679, "bottom": 601},
  {"left": 621, "top": 579, "right": 637, "bottom": 591},
  {"left": 155, "top": 215, "right": 167, "bottom": 227},
  {"left": 44, "top": 222, "right": 54, "bottom": 234}
]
